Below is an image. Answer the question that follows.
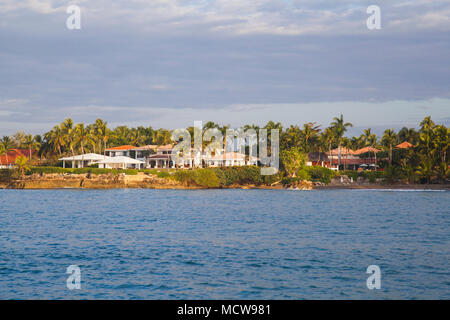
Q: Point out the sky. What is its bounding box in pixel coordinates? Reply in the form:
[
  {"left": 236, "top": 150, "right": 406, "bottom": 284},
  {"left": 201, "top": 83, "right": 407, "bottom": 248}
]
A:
[{"left": 0, "top": 0, "right": 449, "bottom": 136}]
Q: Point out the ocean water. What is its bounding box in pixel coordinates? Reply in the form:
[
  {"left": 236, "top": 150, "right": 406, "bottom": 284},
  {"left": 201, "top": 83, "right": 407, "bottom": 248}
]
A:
[{"left": 0, "top": 189, "right": 448, "bottom": 299}]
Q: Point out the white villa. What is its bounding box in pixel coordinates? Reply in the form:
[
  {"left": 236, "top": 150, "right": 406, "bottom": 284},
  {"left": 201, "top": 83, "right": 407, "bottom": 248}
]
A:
[
  {"left": 58, "top": 153, "right": 144, "bottom": 169},
  {"left": 59, "top": 153, "right": 110, "bottom": 168},
  {"left": 148, "top": 147, "right": 258, "bottom": 169},
  {"left": 59, "top": 144, "right": 259, "bottom": 170},
  {"left": 97, "top": 156, "right": 145, "bottom": 169}
]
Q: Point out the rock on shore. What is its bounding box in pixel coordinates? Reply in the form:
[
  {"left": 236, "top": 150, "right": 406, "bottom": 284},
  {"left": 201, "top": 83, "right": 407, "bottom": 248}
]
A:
[{"left": 6, "top": 172, "right": 183, "bottom": 189}]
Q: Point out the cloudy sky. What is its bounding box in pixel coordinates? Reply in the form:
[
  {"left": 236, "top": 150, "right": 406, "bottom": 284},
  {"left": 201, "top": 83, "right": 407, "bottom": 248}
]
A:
[{"left": 0, "top": 0, "right": 449, "bottom": 136}]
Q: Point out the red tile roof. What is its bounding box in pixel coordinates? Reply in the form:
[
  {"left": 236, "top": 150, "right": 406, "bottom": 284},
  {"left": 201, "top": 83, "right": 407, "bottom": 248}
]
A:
[
  {"left": 0, "top": 149, "right": 33, "bottom": 165},
  {"left": 105, "top": 145, "right": 136, "bottom": 151},
  {"left": 326, "top": 147, "right": 355, "bottom": 155},
  {"left": 354, "top": 146, "right": 380, "bottom": 155},
  {"left": 396, "top": 142, "right": 413, "bottom": 149}
]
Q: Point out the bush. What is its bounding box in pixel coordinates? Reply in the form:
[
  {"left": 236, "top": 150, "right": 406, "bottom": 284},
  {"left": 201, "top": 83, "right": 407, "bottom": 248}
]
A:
[
  {"left": 194, "top": 169, "right": 220, "bottom": 188},
  {"left": 211, "top": 166, "right": 265, "bottom": 186},
  {"left": 174, "top": 170, "right": 197, "bottom": 186},
  {"left": 305, "top": 166, "right": 336, "bottom": 184},
  {"left": 174, "top": 169, "right": 219, "bottom": 188}
]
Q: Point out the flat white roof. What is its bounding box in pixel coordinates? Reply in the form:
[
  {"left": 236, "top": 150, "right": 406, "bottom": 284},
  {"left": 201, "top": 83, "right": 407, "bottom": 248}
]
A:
[
  {"left": 59, "top": 153, "right": 111, "bottom": 161},
  {"left": 96, "top": 156, "right": 144, "bottom": 164}
]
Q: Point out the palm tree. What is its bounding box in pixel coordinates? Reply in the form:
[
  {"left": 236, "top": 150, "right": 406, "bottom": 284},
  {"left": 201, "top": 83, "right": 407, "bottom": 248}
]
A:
[
  {"left": 74, "top": 123, "right": 94, "bottom": 155},
  {"left": 398, "top": 127, "right": 418, "bottom": 145},
  {"left": 362, "top": 128, "right": 378, "bottom": 169},
  {"left": 15, "top": 155, "right": 30, "bottom": 177},
  {"left": 321, "top": 128, "right": 335, "bottom": 168},
  {"left": 94, "top": 119, "right": 111, "bottom": 155},
  {"left": 23, "top": 134, "right": 35, "bottom": 159},
  {"left": 415, "top": 158, "right": 433, "bottom": 184},
  {"left": 61, "top": 118, "right": 76, "bottom": 156},
  {"left": 1, "top": 136, "right": 14, "bottom": 165},
  {"left": 381, "top": 129, "right": 397, "bottom": 166},
  {"left": 33, "top": 135, "right": 43, "bottom": 160},
  {"left": 330, "top": 115, "right": 353, "bottom": 167},
  {"left": 0, "top": 143, "right": 5, "bottom": 166},
  {"left": 432, "top": 125, "right": 449, "bottom": 165},
  {"left": 281, "top": 125, "right": 301, "bottom": 151},
  {"left": 13, "top": 131, "right": 26, "bottom": 148},
  {"left": 300, "top": 122, "right": 321, "bottom": 153},
  {"left": 46, "top": 126, "right": 65, "bottom": 156}
]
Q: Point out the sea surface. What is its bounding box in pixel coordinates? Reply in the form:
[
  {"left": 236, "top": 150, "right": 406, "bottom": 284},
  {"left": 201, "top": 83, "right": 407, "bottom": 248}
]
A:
[{"left": 0, "top": 189, "right": 449, "bottom": 299}]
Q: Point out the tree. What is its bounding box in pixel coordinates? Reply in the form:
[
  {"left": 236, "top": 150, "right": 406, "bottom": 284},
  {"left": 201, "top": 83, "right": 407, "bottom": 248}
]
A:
[
  {"left": 280, "top": 148, "right": 307, "bottom": 178},
  {"left": 434, "top": 162, "right": 449, "bottom": 184},
  {"left": 0, "top": 143, "right": 5, "bottom": 166},
  {"left": 418, "top": 116, "right": 435, "bottom": 160},
  {"left": 415, "top": 158, "right": 433, "bottom": 184},
  {"left": 15, "top": 155, "right": 30, "bottom": 177},
  {"left": 74, "top": 123, "right": 94, "bottom": 155},
  {"left": 45, "top": 125, "right": 66, "bottom": 156},
  {"left": 13, "top": 131, "right": 26, "bottom": 148},
  {"left": 362, "top": 128, "right": 378, "bottom": 169},
  {"left": 381, "top": 129, "right": 397, "bottom": 166},
  {"left": 300, "top": 122, "right": 321, "bottom": 153},
  {"left": 321, "top": 128, "right": 335, "bottom": 168},
  {"left": 281, "top": 125, "right": 301, "bottom": 151},
  {"left": 432, "top": 125, "right": 449, "bottom": 165},
  {"left": 330, "top": 114, "right": 353, "bottom": 167},
  {"left": 61, "top": 118, "right": 76, "bottom": 156},
  {"left": 1, "top": 136, "right": 14, "bottom": 164},
  {"left": 23, "top": 134, "right": 35, "bottom": 159},
  {"left": 398, "top": 127, "right": 418, "bottom": 145},
  {"left": 94, "top": 119, "right": 111, "bottom": 156}
]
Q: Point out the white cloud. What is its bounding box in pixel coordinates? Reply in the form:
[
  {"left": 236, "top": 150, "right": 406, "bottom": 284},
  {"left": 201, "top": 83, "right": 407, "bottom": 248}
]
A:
[{"left": 2, "top": 0, "right": 450, "bottom": 36}]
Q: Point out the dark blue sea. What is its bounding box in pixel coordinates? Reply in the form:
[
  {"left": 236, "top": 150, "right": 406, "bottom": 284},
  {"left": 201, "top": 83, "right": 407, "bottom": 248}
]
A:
[{"left": 0, "top": 189, "right": 449, "bottom": 299}]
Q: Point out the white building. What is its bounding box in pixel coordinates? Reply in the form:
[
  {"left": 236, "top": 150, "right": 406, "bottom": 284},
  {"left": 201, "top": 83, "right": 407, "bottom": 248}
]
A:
[
  {"left": 59, "top": 153, "right": 111, "bottom": 168},
  {"left": 96, "top": 156, "right": 145, "bottom": 169}
]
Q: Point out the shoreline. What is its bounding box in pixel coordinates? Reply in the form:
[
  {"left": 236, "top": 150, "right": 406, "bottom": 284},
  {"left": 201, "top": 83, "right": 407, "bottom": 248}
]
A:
[
  {"left": 0, "top": 172, "right": 448, "bottom": 191},
  {"left": 1, "top": 181, "right": 448, "bottom": 191}
]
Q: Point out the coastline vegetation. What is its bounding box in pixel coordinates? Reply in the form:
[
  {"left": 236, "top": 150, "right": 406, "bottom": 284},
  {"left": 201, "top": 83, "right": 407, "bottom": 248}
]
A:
[{"left": 0, "top": 115, "right": 448, "bottom": 187}]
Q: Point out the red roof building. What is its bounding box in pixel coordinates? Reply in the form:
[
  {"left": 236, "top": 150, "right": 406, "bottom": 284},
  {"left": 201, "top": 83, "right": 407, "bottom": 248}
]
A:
[{"left": 0, "top": 149, "right": 34, "bottom": 167}]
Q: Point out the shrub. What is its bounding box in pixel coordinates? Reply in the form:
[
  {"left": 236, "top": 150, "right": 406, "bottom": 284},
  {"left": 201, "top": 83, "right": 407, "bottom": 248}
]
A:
[
  {"left": 305, "top": 166, "right": 336, "bottom": 184},
  {"left": 156, "top": 171, "right": 171, "bottom": 179},
  {"left": 174, "top": 170, "right": 196, "bottom": 186},
  {"left": 194, "top": 169, "right": 220, "bottom": 188},
  {"left": 294, "top": 169, "right": 311, "bottom": 181},
  {"left": 211, "top": 166, "right": 266, "bottom": 186}
]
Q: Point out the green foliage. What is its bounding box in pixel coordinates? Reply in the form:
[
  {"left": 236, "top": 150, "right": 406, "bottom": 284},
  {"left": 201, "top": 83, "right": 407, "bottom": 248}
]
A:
[
  {"left": 384, "top": 165, "right": 403, "bottom": 183},
  {"left": 174, "top": 170, "right": 196, "bottom": 186},
  {"left": 212, "top": 166, "right": 264, "bottom": 186},
  {"left": 174, "top": 169, "right": 220, "bottom": 188},
  {"left": 304, "top": 166, "right": 336, "bottom": 184},
  {"left": 280, "top": 148, "right": 307, "bottom": 177},
  {"left": 194, "top": 169, "right": 220, "bottom": 188}
]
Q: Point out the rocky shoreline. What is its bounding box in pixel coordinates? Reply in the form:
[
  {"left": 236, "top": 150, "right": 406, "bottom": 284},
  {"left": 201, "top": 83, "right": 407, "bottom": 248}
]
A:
[{"left": 0, "top": 173, "right": 448, "bottom": 190}]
